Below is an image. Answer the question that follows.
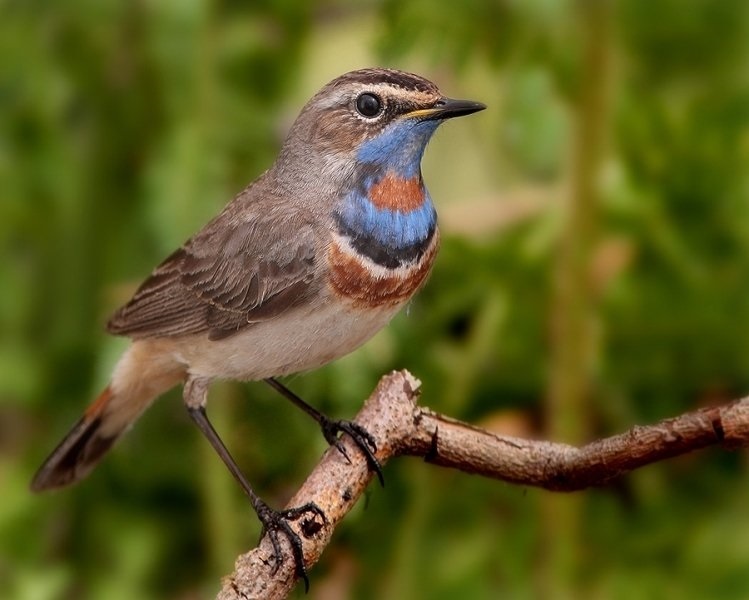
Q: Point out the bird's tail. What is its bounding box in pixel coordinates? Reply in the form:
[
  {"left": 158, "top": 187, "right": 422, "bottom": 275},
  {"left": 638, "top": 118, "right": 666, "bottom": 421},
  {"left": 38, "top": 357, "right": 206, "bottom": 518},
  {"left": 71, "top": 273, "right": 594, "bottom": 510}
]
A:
[
  {"left": 31, "top": 342, "right": 184, "bottom": 492},
  {"left": 31, "top": 386, "right": 124, "bottom": 491}
]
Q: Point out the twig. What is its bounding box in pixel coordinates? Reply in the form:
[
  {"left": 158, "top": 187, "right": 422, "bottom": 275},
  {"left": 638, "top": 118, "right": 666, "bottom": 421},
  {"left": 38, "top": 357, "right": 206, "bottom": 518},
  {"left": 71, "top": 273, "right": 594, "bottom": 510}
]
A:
[{"left": 216, "top": 370, "right": 749, "bottom": 600}]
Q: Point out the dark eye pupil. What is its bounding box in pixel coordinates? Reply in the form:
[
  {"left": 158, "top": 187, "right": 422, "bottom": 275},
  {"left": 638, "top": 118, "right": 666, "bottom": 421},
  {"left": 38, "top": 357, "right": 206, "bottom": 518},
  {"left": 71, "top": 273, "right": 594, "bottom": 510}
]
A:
[{"left": 356, "top": 93, "right": 381, "bottom": 117}]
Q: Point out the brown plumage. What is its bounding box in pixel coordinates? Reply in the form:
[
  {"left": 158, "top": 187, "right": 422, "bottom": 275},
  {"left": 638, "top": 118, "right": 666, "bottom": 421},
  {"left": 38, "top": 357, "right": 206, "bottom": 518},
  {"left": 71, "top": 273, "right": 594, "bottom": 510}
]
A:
[
  {"left": 107, "top": 187, "right": 321, "bottom": 341},
  {"left": 31, "top": 67, "right": 484, "bottom": 588}
]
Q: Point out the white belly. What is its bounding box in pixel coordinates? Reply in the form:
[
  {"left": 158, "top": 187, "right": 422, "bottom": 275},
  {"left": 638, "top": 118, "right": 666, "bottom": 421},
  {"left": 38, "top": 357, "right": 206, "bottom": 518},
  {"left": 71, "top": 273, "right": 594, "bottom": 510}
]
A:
[{"left": 176, "top": 299, "right": 402, "bottom": 381}]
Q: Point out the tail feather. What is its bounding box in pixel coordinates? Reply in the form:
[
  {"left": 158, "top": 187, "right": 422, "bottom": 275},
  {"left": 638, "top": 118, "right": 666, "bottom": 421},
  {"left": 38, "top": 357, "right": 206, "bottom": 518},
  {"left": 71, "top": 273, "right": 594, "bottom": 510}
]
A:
[
  {"left": 32, "top": 341, "right": 186, "bottom": 492},
  {"left": 31, "top": 386, "right": 121, "bottom": 492}
]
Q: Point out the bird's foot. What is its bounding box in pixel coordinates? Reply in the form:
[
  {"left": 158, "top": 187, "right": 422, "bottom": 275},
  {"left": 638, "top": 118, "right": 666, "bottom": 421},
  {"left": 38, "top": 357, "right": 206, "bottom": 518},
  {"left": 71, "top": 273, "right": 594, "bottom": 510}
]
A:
[
  {"left": 262, "top": 378, "right": 384, "bottom": 486},
  {"left": 255, "top": 499, "right": 327, "bottom": 592},
  {"left": 320, "top": 418, "right": 384, "bottom": 486}
]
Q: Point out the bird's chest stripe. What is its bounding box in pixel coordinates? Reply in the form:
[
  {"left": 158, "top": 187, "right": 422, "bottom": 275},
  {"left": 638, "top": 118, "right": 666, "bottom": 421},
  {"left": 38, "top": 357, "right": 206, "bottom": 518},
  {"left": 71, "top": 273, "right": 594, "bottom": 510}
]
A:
[
  {"left": 334, "top": 174, "right": 437, "bottom": 269},
  {"left": 327, "top": 231, "right": 440, "bottom": 309}
]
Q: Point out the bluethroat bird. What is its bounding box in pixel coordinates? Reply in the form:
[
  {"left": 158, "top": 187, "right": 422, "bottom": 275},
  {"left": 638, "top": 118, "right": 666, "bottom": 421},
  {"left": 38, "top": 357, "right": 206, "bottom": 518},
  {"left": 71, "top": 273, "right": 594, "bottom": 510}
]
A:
[{"left": 32, "top": 68, "right": 485, "bottom": 586}]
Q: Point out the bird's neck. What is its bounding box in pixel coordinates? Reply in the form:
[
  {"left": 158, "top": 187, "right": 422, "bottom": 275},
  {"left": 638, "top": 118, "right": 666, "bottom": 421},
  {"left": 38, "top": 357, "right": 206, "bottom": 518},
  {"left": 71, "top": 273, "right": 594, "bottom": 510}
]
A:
[{"left": 334, "top": 163, "right": 437, "bottom": 269}]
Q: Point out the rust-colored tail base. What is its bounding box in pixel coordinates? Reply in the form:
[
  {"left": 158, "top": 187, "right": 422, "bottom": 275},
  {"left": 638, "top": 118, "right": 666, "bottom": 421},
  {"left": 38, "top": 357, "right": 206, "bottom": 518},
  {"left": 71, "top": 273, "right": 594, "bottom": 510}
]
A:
[{"left": 31, "top": 386, "right": 120, "bottom": 492}]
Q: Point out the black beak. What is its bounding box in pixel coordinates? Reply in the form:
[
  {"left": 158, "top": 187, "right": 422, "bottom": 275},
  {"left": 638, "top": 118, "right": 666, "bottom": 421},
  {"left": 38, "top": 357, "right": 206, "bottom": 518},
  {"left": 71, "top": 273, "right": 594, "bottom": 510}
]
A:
[{"left": 413, "top": 97, "right": 487, "bottom": 121}]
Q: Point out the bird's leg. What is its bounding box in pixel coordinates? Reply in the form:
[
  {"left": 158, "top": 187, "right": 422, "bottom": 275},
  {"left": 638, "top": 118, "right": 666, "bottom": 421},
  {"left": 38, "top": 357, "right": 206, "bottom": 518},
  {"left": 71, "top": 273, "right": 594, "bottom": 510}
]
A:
[
  {"left": 264, "top": 377, "right": 384, "bottom": 486},
  {"left": 183, "top": 377, "right": 325, "bottom": 591}
]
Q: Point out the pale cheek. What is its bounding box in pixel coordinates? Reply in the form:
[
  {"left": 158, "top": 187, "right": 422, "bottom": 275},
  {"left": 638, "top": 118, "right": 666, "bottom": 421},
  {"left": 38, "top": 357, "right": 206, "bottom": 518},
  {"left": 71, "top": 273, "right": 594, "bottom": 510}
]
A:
[{"left": 322, "top": 153, "right": 356, "bottom": 182}]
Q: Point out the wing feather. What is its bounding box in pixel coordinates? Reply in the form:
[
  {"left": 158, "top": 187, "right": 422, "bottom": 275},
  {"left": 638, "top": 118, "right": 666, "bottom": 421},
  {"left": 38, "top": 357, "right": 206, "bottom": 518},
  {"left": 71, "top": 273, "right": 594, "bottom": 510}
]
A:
[{"left": 107, "top": 203, "right": 320, "bottom": 341}]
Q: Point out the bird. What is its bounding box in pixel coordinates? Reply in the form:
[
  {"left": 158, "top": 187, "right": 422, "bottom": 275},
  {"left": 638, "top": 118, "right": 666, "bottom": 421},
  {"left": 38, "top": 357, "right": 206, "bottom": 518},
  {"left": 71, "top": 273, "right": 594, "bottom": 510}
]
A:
[{"left": 31, "top": 67, "right": 485, "bottom": 586}]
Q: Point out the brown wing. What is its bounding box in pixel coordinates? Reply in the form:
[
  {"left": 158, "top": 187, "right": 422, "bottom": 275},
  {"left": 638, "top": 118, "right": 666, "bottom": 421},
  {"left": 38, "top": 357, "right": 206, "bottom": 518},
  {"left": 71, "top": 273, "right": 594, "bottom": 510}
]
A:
[{"left": 107, "top": 206, "right": 319, "bottom": 341}]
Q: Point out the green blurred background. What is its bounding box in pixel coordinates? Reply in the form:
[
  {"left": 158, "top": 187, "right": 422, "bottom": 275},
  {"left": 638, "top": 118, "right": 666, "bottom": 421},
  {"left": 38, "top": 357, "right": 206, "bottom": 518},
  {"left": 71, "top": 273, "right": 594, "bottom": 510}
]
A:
[{"left": 3, "top": 0, "right": 749, "bottom": 598}]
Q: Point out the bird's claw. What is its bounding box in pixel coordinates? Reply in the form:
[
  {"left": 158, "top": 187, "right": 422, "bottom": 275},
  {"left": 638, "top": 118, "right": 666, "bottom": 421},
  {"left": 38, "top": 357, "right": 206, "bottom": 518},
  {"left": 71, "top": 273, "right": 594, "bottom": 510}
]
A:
[
  {"left": 321, "top": 419, "right": 384, "bottom": 486},
  {"left": 256, "top": 500, "right": 327, "bottom": 592}
]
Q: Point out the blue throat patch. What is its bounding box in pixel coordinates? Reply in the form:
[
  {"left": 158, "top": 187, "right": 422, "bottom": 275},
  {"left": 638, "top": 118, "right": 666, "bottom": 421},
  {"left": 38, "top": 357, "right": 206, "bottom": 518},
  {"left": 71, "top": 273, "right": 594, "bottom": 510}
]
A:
[
  {"left": 335, "top": 190, "right": 437, "bottom": 268},
  {"left": 335, "top": 119, "right": 441, "bottom": 269},
  {"left": 356, "top": 118, "right": 439, "bottom": 177}
]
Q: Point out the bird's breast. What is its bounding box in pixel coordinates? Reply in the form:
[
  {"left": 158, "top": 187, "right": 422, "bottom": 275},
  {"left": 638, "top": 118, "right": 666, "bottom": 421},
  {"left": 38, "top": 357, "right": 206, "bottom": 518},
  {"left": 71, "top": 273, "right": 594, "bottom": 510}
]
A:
[
  {"left": 334, "top": 170, "right": 437, "bottom": 266},
  {"left": 329, "top": 168, "right": 440, "bottom": 308},
  {"left": 326, "top": 228, "right": 440, "bottom": 309}
]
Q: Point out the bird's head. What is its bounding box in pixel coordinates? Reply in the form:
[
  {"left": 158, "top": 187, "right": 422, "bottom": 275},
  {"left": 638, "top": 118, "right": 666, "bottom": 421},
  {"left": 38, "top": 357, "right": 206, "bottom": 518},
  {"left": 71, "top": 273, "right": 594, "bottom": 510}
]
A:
[{"left": 277, "top": 68, "right": 486, "bottom": 186}]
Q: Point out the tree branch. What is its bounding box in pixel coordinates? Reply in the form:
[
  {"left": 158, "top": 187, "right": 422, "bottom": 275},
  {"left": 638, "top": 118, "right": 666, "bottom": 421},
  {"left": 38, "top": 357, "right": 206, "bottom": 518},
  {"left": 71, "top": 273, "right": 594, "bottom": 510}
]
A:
[{"left": 216, "top": 370, "right": 749, "bottom": 600}]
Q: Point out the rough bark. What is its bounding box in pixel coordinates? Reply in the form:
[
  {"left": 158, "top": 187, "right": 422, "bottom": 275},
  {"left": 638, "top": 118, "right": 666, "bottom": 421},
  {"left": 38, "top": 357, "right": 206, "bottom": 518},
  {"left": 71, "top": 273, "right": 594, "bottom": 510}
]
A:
[{"left": 216, "top": 370, "right": 749, "bottom": 600}]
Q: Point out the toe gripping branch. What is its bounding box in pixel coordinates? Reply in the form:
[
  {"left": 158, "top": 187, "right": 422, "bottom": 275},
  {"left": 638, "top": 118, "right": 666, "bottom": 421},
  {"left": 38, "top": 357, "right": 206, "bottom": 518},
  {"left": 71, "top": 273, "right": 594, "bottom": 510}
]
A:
[
  {"left": 254, "top": 498, "right": 328, "bottom": 592},
  {"left": 186, "top": 377, "right": 382, "bottom": 591},
  {"left": 265, "top": 378, "right": 384, "bottom": 486}
]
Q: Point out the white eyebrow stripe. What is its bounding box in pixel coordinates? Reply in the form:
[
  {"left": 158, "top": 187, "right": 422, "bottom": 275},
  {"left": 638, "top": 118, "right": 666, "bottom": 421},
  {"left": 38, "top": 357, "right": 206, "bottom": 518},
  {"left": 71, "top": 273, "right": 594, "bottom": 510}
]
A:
[{"left": 314, "top": 83, "right": 439, "bottom": 111}]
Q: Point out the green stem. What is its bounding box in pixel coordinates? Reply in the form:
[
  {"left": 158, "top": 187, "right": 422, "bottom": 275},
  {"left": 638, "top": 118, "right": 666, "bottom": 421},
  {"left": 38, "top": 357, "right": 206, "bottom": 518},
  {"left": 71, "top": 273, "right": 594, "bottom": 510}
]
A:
[{"left": 542, "top": 0, "right": 614, "bottom": 596}]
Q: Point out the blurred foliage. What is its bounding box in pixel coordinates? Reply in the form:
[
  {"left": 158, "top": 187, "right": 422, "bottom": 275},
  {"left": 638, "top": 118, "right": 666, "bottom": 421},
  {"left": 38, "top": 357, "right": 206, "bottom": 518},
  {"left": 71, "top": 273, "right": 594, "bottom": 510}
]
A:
[{"left": 2, "top": 0, "right": 749, "bottom": 598}]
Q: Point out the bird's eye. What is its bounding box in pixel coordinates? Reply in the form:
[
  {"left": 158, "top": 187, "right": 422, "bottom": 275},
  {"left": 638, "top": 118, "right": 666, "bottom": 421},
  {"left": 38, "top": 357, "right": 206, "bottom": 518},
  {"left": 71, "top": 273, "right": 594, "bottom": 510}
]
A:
[{"left": 355, "top": 93, "right": 382, "bottom": 118}]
